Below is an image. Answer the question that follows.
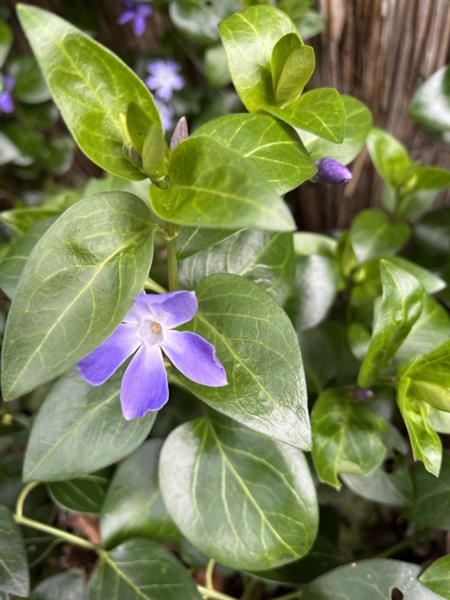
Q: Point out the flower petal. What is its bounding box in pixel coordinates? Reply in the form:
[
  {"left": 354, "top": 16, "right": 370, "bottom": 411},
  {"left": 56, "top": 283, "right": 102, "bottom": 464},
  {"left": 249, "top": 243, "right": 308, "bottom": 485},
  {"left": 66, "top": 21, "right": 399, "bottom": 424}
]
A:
[
  {"left": 121, "top": 345, "right": 169, "bottom": 419},
  {"left": 134, "top": 291, "right": 198, "bottom": 328},
  {"left": 117, "top": 10, "right": 135, "bottom": 25},
  {"left": 78, "top": 323, "right": 140, "bottom": 386},
  {"left": 162, "top": 330, "right": 227, "bottom": 387},
  {"left": 133, "top": 14, "right": 147, "bottom": 36}
]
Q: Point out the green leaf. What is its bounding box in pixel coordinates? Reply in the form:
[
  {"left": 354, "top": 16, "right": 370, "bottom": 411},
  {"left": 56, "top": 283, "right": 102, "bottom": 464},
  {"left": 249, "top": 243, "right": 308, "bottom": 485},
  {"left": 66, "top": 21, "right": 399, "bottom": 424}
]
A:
[
  {"left": 399, "top": 340, "right": 450, "bottom": 412},
  {"left": 311, "top": 388, "right": 387, "bottom": 489},
  {"left": 408, "top": 452, "right": 450, "bottom": 530},
  {"left": 266, "top": 88, "right": 345, "bottom": 143},
  {"left": 0, "top": 504, "right": 29, "bottom": 597},
  {"left": 302, "top": 559, "right": 441, "bottom": 599},
  {"left": 2, "top": 192, "right": 154, "bottom": 401},
  {"left": 0, "top": 21, "right": 12, "bottom": 68},
  {"left": 194, "top": 113, "right": 316, "bottom": 195},
  {"left": 219, "top": 5, "right": 297, "bottom": 111},
  {"left": 293, "top": 232, "right": 337, "bottom": 257},
  {"left": 429, "top": 406, "right": 450, "bottom": 434},
  {"left": 159, "top": 411, "right": 318, "bottom": 570},
  {"left": 101, "top": 440, "right": 179, "bottom": 549},
  {"left": 0, "top": 217, "right": 55, "bottom": 299},
  {"left": 90, "top": 541, "right": 201, "bottom": 599},
  {"left": 367, "top": 127, "right": 411, "bottom": 187},
  {"left": 150, "top": 136, "right": 295, "bottom": 231},
  {"left": 17, "top": 4, "right": 161, "bottom": 179},
  {"left": 409, "top": 65, "right": 450, "bottom": 142},
  {"left": 204, "top": 44, "right": 231, "bottom": 87},
  {"left": 358, "top": 260, "right": 424, "bottom": 387},
  {"left": 420, "top": 555, "right": 450, "bottom": 598},
  {"left": 23, "top": 370, "right": 155, "bottom": 482},
  {"left": 176, "top": 228, "right": 236, "bottom": 259},
  {"left": 398, "top": 378, "right": 442, "bottom": 477},
  {"left": 178, "top": 230, "right": 296, "bottom": 304},
  {"left": 48, "top": 472, "right": 109, "bottom": 513},
  {"left": 169, "top": 0, "right": 238, "bottom": 45},
  {"left": 299, "top": 95, "right": 372, "bottom": 165},
  {"left": 381, "top": 256, "right": 446, "bottom": 295},
  {"left": 9, "top": 55, "right": 51, "bottom": 104},
  {"left": 271, "top": 33, "right": 314, "bottom": 107},
  {"left": 30, "top": 570, "right": 86, "bottom": 600},
  {"left": 173, "top": 273, "right": 311, "bottom": 449},
  {"left": 349, "top": 209, "right": 410, "bottom": 263},
  {"left": 404, "top": 165, "right": 450, "bottom": 194}
]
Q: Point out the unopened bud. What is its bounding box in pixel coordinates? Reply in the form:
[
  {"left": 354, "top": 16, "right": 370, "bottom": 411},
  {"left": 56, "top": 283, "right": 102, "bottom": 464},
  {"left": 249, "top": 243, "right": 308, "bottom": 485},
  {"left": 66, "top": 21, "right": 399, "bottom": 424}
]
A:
[
  {"left": 314, "top": 157, "right": 352, "bottom": 184},
  {"left": 170, "top": 116, "right": 189, "bottom": 150}
]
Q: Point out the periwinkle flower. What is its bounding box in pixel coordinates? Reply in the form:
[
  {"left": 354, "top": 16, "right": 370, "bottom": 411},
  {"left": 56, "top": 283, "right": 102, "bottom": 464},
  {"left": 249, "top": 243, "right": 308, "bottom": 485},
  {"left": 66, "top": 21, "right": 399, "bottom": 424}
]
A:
[
  {"left": 118, "top": 0, "right": 152, "bottom": 37},
  {"left": 78, "top": 291, "right": 227, "bottom": 420},
  {"left": 145, "top": 59, "right": 184, "bottom": 102},
  {"left": 315, "top": 157, "right": 352, "bottom": 184},
  {"left": 0, "top": 74, "right": 14, "bottom": 114},
  {"left": 154, "top": 97, "right": 174, "bottom": 132}
]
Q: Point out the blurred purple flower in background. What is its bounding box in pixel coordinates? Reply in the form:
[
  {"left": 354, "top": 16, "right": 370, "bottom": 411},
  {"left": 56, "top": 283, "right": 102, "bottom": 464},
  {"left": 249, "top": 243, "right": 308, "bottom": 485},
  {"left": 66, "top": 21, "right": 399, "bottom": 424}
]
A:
[
  {"left": 0, "top": 74, "right": 14, "bottom": 114},
  {"left": 145, "top": 59, "right": 184, "bottom": 102},
  {"left": 154, "top": 98, "right": 175, "bottom": 132},
  {"left": 78, "top": 291, "right": 227, "bottom": 420},
  {"left": 118, "top": 0, "right": 152, "bottom": 37},
  {"left": 314, "top": 157, "right": 352, "bottom": 184}
]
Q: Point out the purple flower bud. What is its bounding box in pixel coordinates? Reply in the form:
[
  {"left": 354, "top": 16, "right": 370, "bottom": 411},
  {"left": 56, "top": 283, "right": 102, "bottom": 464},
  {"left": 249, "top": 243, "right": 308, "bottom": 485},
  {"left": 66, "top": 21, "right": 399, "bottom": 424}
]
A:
[
  {"left": 117, "top": 0, "right": 152, "bottom": 37},
  {"left": 0, "top": 74, "right": 14, "bottom": 114},
  {"left": 170, "top": 116, "right": 188, "bottom": 150},
  {"left": 314, "top": 157, "right": 352, "bottom": 184}
]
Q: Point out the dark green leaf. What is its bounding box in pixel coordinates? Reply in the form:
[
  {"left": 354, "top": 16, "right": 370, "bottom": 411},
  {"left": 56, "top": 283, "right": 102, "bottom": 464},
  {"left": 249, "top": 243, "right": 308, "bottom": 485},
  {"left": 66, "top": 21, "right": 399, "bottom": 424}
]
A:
[
  {"left": 178, "top": 230, "right": 296, "bottom": 304},
  {"left": 176, "top": 228, "right": 236, "bottom": 259},
  {"left": 48, "top": 472, "right": 109, "bottom": 513},
  {"left": 159, "top": 411, "right": 318, "bottom": 570},
  {"left": 409, "top": 65, "right": 450, "bottom": 142},
  {"left": 101, "top": 440, "right": 179, "bottom": 549},
  {"left": 408, "top": 452, "right": 450, "bottom": 530},
  {"left": 271, "top": 33, "right": 314, "bottom": 106},
  {"left": 0, "top": 504, "right": 29, "bottom": 597},
  {"left": 349, "top": 209, "right": 410, "bottom": 263},
  {"left": 170, "top": 0, "right": 238, "bottom": 45},
  {"left": 194, "top": 113, "right": 316, "bottom": 194},
  {"left": 174, "top": 274, "right": 311, "bottom": 449},
  {"left": 9, "top": 55, "right": 50, "bottom": 104},
  {"left": 17, "top": 4, "right": 161, "bottom": 179},
  {"left": 30, "top": 570, "right": 86, "bottom": 600},
  {"left": 23, "top": 370, "right": 155, "bottom": 481},
  {"left": 0, "top": 20, "right": 12, "bottom": 68},
  {"left": 2, "top": 192, "right": 154, "bottom": 401},
  {"left": 88, "top": 539, "right": 201, "bottom": 599},
  {"left": 367, "top": 128, "right": 411, "bottom": 187},
  {"left": 420, "top": 555, "right": 450, "bottom": 599},
  {"left": 150, "top": 136, "right": 295, "bottom": 231}
]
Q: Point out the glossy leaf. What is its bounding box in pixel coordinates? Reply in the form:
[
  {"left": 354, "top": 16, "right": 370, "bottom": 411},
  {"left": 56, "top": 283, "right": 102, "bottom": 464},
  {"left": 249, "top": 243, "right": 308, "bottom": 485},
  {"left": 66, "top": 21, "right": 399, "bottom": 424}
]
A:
[
  {"left": 2, "top": 192, "right": 155, "bottom": 401},
  {"left": 17, "top": 4, "right": 161, "bottom": 179},
  {"left": 408, "top": 453, "right": 450, "bottom": 530},
  {"left": 174, "top": 274, "right": 311, "bottom": 449},
  {"left": 409, "top": 65, "right": 450, "bottom": 142},
  {"left": 176, "top": 228, "right": 236, "bottom": 259},
  {"left": 219, "top": 5, "right": 297, "bottom": 111},
  {"left": 0, "top": 21, "right": 12, "bottom": 68},
  {"left": 271, "top": 33, "right": 314, "bottom": 106},
  {"left": 349, "top": 209, "right": 410, "bottom": 263},
  {"left": 299, "top": 95, "right": 372, "bottom": 164},
  {"left": 381, "top": 256, "right": 446, "bottom": 295},
  {"left": 367, "top": 128, "right": 411, "bottom": 187},
  {"left": 302, "top": 559, "right": 441, "bottom": 599},
  {"left": 23, "top": 370, "right": 155, "bottom": 482},
  {"left": 159, "top": 411, "right": 318, "bottom": 570},
  {"left": 178, "top": 230, "right": 296, "bottom": 304},
  {"left": 429, "top": 407, "right": 450, "bottom": 434},
  {"left": 48, "top": 472, "right": 109, "bottom": 513},
  {"left": 194, "top": 113, "right": 316, "bottom": 195},
  {"left": 293, "top": 232, "right": 337, "bottom": 257},
  {"left": 311, "top": 388, "right": 387, "bottom": 489},
  {"left": 101, "top": 440, "right": 179, "bottom": 549},
  {"left": 30, "top": 570, "right": 86, "bottom": 600},
  {"left": 420, "top": 555, "right": 450, "bottom": 599},
  {"left": 358, "top": 260, "right": 424, "bottom": 387},
  {"left": 150, "top": 136, "right": 295, "bottom": 231},
  {"left": 0, "top": 504, "right": 29, "bottom": 597},
  {"left": 88, "top": 539, "right": 201, "bottom": 600}
]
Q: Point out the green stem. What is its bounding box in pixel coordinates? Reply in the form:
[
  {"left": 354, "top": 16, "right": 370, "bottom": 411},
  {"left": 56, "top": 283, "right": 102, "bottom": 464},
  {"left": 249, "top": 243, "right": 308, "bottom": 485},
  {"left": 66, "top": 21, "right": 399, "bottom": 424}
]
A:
[
  {"left": 197, "top": 585, "right": 236, "bottom": 600},
  {"left": 206, "top": 559, "right": 216, "bottom": 591},
  {"left": 274, "top": 592, "right": 302, "bottom": 600},
  {"left": 241, "top": 577, "right": 259, "bottom": 600},
  {"left": 145, "top": 277, "right": 167, "bottom": 294},
  {"left": 376, "top": 531, "right": 429, "bottom": 559},
  {"left": 165, "top": 223, "right": 178, "bottom": 292},
  {"left": 15, "top": 481, "right": 40, "bottom": 518},
  {"left": 15, "top": 514, "right": 98, "bottom": 552}
]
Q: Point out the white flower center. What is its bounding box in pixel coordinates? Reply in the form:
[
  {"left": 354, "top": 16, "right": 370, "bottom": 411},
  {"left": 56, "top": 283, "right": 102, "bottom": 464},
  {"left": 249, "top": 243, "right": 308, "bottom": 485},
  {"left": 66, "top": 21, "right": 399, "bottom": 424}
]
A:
[{"left": 138, "top": 319, "right": 164, "bottom": 346}]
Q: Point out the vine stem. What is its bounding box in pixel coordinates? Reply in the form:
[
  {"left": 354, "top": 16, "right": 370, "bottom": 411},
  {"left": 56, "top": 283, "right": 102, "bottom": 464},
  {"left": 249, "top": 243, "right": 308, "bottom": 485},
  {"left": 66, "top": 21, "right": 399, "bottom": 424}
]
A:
[
  {"left": 376, "top": 530, "right": 429, "bottom": 558},
  {"left": 15, "top": 481, "right": 40, "bottom": 518},
  {"left": 165, "top": 223, "right": 178, "bottom": 292},
  {"left": 197, "top": 585, "right": 236, "bottom": 600},
  {"left": 273, "top": 592, "right": 303, "bottom": 600},
  {"left": 145, "top": 277, "right": 167, "bottom": 294},
  {"left": 206, "top": 559, "right": 216, "bottom": 590}
]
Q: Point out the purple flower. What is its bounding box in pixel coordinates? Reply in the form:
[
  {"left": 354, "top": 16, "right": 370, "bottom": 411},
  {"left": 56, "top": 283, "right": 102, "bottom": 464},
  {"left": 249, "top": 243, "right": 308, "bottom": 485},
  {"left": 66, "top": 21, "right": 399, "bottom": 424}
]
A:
[
  {"left": 78, "top": 291, "right": 227, "bottom": 420},
  {"left": 118, "top": 0, "right": 152, "bottom": 37},
  {"left": 0, "top": 74, "right": 14, "bottom": 114},
  {"left": 145, "top": 59, "right": 184, "bottom": 102},
  {"left": 314, "top": 158, "right": 352, "bottom": 184},
  {"left": 154, "top": 98, "right": 174, "bottom": 132}
]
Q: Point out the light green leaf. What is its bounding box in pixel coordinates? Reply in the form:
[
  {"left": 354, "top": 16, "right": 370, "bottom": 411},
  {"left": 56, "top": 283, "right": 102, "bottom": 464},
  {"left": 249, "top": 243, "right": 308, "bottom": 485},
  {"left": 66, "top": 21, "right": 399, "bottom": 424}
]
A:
[
  {"left": 404, "top": 165, "right": 450, "bottom": 194},
  {"left": 347, "top": 322, "right": 371, "bottom": 361},
  {"left": 376, "top": 256, "right": 446, "bottom": 295},
  {"left": 2, "top": 192, "right": 154, "bottom": 401},
  {"left": 176, "top": 228, "right": 236, "bottom": 259},
  {"left": 311, "top": 388, "right": 387, "bottom": 489},
  {"left": 17, "top": 4, "right": 161, "bottom": 179},
  {"left": 429, "top": 406, "right": 450, "bottom": 434},
  {"left": 194, "top": 113, "right": 316, "bottom": 195},
  {"left": 219, "top": 5, "right": 297, "bottom": 111},
  {"left": 101, "top": 440, "right": 179, "bottom": 549},
  {"left": 9, "top": 55, "right": 51, "bottom": 104},
  {"left": 88, "top": 539, "right": 201, "bottom": 600},
  {"left": 0, "top": 504, "right": 29, "bottom": 597},
  {"left": 159, "top": 411, "right": 318, "bottom": 570},
  {"left": 398, "top": 378, "right": 442, "bottom": 477},
  {"left": 48, "top": 472, "right": 109, "bottom": 514},
  {"left": 178, "top": 230, "right": 295, "bottom": 304},
  {"left": 169, "top": 0, "right": 238, "bottom": 45},
  {"left": 23, "top": 370, "right": 155, "bottom": 482},
  {"left": 408, "top": 452, "right": 450, "bottom": 530},
  {"left": 420, "top": 555, "right": 450, "bottom": 599},
  {"left": 175, "top": 274, "right": 311, "bottom": 448},
  {"left": 271, "top": 33, "right": 314, "bottom": 107},
  {"left": 349, "top": 209, "right": 410, "bottom": 263},
  {"left": 358, "top": 260, "right": 425, "bottom": 387},
  {"left": 367, "top": 127, "right": 411, "bottom": 187},
  {"left": 293, "top": 232, "right": 337, "bottom": 257},
  {"left": 409, "top": 65, "right": 450, "bottom": 143},
  {"left": 266, "top": 88, "right": 345, "bottom": 142},
  {"left": 0, "top": 21, "right": 12, "bottom": 68},
  {"left": 204, "top": 44, "right": 231, "bottom": 87},
  {"left": 150, "top": 136, "right": 295, "bottom": 231},
  {"left": 299, "top": 95, "right": 372, "bottom": 164},
  {"left": 30, "top": 571, "right": 86, "bottom": 600},
  {"left": 302, "top": 559, "right": 441, "bottom": 599}
]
